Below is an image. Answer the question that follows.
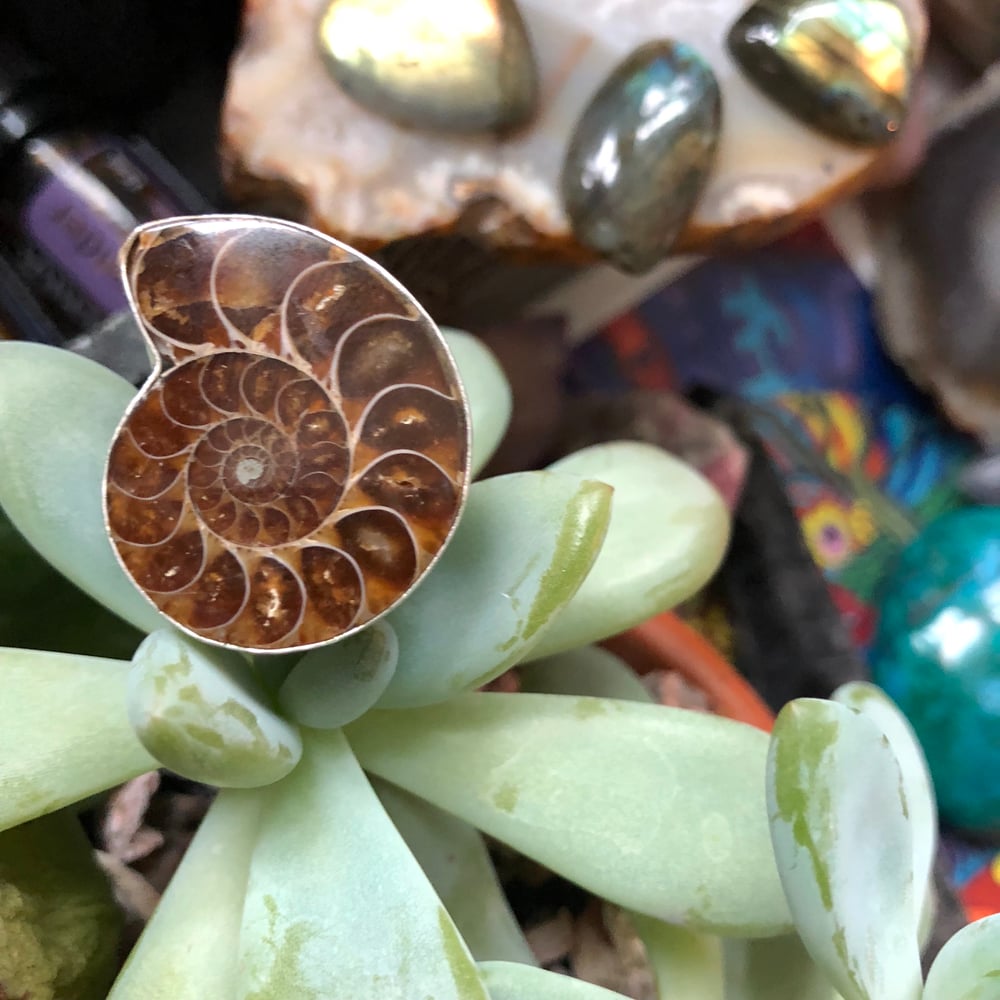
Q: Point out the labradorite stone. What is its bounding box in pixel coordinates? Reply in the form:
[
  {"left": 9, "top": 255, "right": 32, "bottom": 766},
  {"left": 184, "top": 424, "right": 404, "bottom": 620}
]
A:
[
  {"left": 317, "top": 0, "right": 538, "bottom": 133},
  {"left": 871, "top": 508, "right": 1000, "bottom": 833},
  {"left": 560, "top": 40, "right": 721, "bottom": 275},
  {"left": 728, "top": 0, "right": 913, "bottom": 146}
]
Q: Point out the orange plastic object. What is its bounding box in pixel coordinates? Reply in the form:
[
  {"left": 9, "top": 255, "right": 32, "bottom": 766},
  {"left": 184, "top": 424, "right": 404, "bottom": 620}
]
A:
[{"left": 604, "top": 611, "right": 774, "bottom": 732}]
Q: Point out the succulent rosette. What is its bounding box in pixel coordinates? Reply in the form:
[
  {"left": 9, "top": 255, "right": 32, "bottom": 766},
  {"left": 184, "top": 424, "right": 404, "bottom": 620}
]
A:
[
  {"left": 0, "top": 220, "right": 994, "bottom": 1000},
  {"left": 0, "top": 285, "right": 795, "bottom": 1000}
]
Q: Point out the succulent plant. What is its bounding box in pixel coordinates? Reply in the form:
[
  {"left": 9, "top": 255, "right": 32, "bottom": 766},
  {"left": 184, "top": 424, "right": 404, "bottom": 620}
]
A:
[
  {"left": 0, "top": 252, "right": 994, "bottom": 997},
  {"left": 554, "top": 646, "right": 1000, "bottom": 1000},
  {"left": 757, "top": 681, "right": 1000, "bottom": 1000},
  {"left": 0, "top": 328, "right": 788, "bottom": 999}
]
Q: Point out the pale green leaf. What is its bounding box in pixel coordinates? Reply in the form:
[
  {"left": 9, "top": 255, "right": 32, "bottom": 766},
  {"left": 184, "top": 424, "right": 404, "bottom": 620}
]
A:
[
  {"left": 923, "top": 914, "right": 1000, "bottom": 1000},
  {"left": 279, "top": 621, "right": 398, "bottom": 729},
  {"left": 441, "top": 328, "right": 512, "bottom": 477},
  {"left": 377, "top": 473, "right": 612, "bottom": 708},
  {"left": 0, "top": 811, "right": 121, "bottom": 1000},
  {"left": 0, "top": 647, "right": 156, "bottom": 833},
  {"left": 348, "top": 692, "right": 791, "bottom": 935},
  {"left": 239, "top": 728, "right": 489, "bottom": 1000},
  {"left": 0, "top": 343, "right": 161, "bottom": 633},
  {"left": 722, "top": 935, "right": 836, "bottom": 1000},
  {"left": 527, "top": 443, "right": 730, "bottom": 660},
  {"left": 375, "top": 779, "right": 534, "bottom": 965},
  {"left": 832, "top": 682, "right": 937, "bottom": 932},
  {"left": 630, "top": 915, "right": 724, "bottom": 1000},
  {"left": 518, "top": 646, "right": 652, "bottom": 703},
  {"left": 480, "top": 962, "right": 632, "bottom": 999},
  {"left": 108, "top": 790, "right": 261, "bottom": 1000},
  {"left": 766, "top": 699, "right": 922, "bottom": 1000},
  {"left": 128, "top": 630, "right": 302, "bottom": 788}
]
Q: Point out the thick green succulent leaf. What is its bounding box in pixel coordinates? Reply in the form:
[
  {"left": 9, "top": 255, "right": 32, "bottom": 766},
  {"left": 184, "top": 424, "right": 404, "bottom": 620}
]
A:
[
  {"left": 441, "top": 328, "right": 512, "bottom": 477},
  {"left": 0, "top": 648, "right": 156, "bottom": 833},
  {"left": 348, "top": 692, "right": 791, "bottom": 935},
  {"left": 832, "top": 682, "right": 937, "bottom": 929},
  {"left": 0, "top": 343, "right": 161, "bottom": 633},
  {"left": 239, "top": 728, "right": 489, "bottom": 1000},
  {"left": 108, "top": 790, "right": 261, "bottom": 1000},
  {"left": 630, "top": 915, "right": 723, "bottom": 1000},
  {"left": 722, "top": 935, "right": 836, "bottom": 1000},
  {"left": 279, "top": 621, "right": 397, "bottom": 729},
  {"left": 0, "top": 506, "right": 144, "bottom": 660},
  {"left": 923, "top": 914, "right": 1000, "bottom": 1000},
  {"left": 128, "top": 630, "right": 301, "bottom": 788},
  {"left": 0, "top": 811, "right": 121, "bottom": 1000},
  {"left": 766, "top": 699, "right": 922, "bottom": 1000},
  {"left": 526, "top": 443, "right": 730, "bottom": 660},
  {"left": 480, "top": 961, "right": 631, "bottom": 999},
  {"left": 375, "top": 778, "right": 534, "bottom": 965},
  {"left": 377, "top": 473, "right": 612, "bottom": 708},
  {"left": 519, "top": 646, "right": 652, "bottom": 703}
]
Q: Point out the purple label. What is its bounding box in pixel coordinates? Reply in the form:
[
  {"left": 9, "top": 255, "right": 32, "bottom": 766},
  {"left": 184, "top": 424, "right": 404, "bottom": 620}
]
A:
[
  {"left": 24, "top": 172, "right": 132, "bottom": 314},
  {"left": 20, "top": 136, "right": 192, "bottom": 321}
]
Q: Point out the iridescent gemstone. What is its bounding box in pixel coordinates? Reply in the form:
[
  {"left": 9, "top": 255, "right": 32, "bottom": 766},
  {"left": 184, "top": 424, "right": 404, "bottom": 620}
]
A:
[
  {"left": 727, "top": 0, "right": 913, "bottom": 146},
  {"left": 871, "top": 508, "right": 1000, "bottom": 833},
  {"left": 317, "top": 0, "right": 538, "bottom": 133},
  {"left": 560, "top": 41, "right": 721, "bottom": 275}
]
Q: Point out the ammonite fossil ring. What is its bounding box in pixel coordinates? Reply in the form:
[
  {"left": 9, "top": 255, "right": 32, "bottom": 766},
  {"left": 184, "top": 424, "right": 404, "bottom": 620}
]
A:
[{"left": 103, "top": 215, "right": 471, "bottom": 653}]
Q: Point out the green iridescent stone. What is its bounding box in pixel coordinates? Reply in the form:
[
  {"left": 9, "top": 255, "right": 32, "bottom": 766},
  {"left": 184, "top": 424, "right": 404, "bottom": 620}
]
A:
[
  {"left": 560, "top": 40, "right": 721, "bottom": 275},
  {"left": 317, "top": 0, "right": 538, "bottom": 133},
  {"left": 727, "top": 0, "right": 913, "bottom": 146},
  {"left": 871, "top": 508, "right": 1000, "bottom": 833}
]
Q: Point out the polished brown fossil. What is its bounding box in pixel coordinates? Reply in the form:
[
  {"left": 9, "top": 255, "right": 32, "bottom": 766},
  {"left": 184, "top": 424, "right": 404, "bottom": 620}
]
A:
[{"left": 104, "top": 216, "right": 470, "bottom": 652}]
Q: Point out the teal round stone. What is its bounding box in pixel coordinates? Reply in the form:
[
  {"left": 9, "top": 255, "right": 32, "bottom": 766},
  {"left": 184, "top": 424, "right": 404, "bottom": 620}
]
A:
[{"left": 871, "top": 507, "right": 1000, "bottom": 833}]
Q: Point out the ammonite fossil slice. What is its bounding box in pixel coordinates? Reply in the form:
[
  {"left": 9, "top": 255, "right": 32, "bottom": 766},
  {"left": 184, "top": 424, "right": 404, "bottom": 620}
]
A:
[{"left": 104, "top": 215, "right": 470, "bottom": 652}]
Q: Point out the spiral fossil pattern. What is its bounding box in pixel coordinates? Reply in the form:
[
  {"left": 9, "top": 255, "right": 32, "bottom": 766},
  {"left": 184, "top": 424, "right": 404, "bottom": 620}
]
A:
[{"left": 105, "top": 216, "right": 470, "bottom": 651}]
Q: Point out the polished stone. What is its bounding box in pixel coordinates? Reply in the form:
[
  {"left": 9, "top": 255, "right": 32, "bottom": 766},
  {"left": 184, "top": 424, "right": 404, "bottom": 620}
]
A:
[
  {"left": 561, "top": 40, "right": 721, "bottom": 275},
  {"left": 317, "top": 0, "right": 537, "bottom": 132},
  {"left": 728, "top": 0, "right": 913, "bottom": 146},
  {"left": 871, "top": 508, "right": 1000, "bottom": 833}
]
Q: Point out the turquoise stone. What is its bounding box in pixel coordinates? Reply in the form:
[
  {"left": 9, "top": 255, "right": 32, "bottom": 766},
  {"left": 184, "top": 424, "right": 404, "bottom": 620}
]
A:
[
  {"left": 727, "top": 0, "right": 913, "bottom": 146},
  {"left": 560, "top": 40, "right": 721, "bottom": 275},
  {"left": 871, "top": 508, "right": 1000, "bottom": 833}
]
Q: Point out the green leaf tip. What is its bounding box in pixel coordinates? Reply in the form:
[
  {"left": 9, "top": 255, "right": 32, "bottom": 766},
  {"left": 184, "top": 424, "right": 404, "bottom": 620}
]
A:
[
  {"left": 0, "top": 647, "right": 155, "bottom": 833},
  {"left": 377, "top": 471, "right": 612, "bottom": 708},
  {"left": 129, "top": 629, "right": 302, "bottom": 788},
  {"left": 924, "top": 914, "right": 1000, "bottom": 1000},
  {"left": 527, "top": 441, "right": 731, "bottom": 660},
  {"left": 832, "top": 681, "right": 937, "bottom": 934},
  {"left": 769, "top": 703, "right": 841, "bottom": 910},
  {"left": 767, "top": 698, "right": 922, "bottom": 1000},
  {"left": 279, "top": 620, "right": 398, "bottom": 729}
]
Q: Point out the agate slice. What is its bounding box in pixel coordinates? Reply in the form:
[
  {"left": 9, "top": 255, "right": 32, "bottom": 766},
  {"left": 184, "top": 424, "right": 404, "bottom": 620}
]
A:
[
  {"left": 104, "top": 215, "right": 470, "bottom": 652},
  {"left": 222, "top": 0, "right": 927, "bottom": 268}
]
